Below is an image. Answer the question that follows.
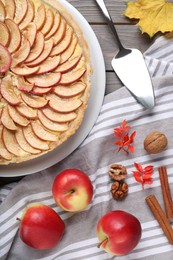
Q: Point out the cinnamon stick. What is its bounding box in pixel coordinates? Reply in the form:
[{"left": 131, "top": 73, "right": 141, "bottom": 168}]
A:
[
  {"left": 146, "top": 194, "right": 173, "bottom": 244},
  {"left": 158, "top": 166, "right": 173, "bottom": 219}
]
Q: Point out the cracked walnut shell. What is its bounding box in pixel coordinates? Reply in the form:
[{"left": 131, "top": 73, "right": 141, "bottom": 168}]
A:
[
  {"left": 144, "top": 131, "right": 168, "bottom": 154},
  {"left": 111, "top": 181, "right": 128, "bottom": 200},
  {"left": 109, "top": 164, "right": 127, "bottom": 181}
]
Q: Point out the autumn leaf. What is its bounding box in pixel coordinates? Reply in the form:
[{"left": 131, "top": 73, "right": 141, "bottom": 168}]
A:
[{"left": 124, "top": 0, "right": 173, "bottom": 37}]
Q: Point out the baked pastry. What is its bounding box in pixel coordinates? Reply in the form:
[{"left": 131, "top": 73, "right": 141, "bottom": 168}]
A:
[{"left": 0, "top": 0, "right": 92, "bottom": 164}]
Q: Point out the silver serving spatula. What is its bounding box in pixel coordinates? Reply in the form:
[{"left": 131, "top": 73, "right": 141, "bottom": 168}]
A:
[{"left": 95, "top": 0, "right": 155, "bottom": 109}]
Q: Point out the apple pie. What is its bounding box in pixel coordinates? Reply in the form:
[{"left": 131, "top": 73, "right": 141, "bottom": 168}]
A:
[{"left": 0, "top": 0, "right": 92, "bottom": 165}]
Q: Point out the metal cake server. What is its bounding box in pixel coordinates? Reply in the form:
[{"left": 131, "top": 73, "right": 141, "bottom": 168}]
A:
[{"left": 95, "top": 0, "right": 155, "bottom": 109}]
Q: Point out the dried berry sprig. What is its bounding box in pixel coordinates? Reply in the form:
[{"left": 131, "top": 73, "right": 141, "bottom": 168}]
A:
[
  {"left": 132, "top": 162, "right": 154, "bottom": 190},
  {"left": 114, "top": 120, "right": 136, "bottom": 155}
]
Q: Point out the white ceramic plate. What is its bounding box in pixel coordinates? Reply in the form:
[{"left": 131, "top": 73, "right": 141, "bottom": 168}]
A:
[{"left": 0, "top": 0, "right": 106, "bottom": 177}]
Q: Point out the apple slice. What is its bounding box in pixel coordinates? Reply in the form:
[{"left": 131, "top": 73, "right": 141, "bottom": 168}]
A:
[
  {"left": 16, "top": 76, "right": 34, "bottom": 93},
  {"left": 45, "top": 12, "right": 61, "bottom": 40},
  {"left": 8, "top": 104, "right": 30, "bottom": 126},
  {"left": 27, "top": 72, "right": 61, "bottom": 88},
  {"left": 1, "top": 106, "right": 17, "bottom": 130},
  {"left": 31, "top": 120, "right": 58, "bottom": 141},
  {"left": 1, "top": 76, "right": 21, "bottom": 105},
  {"left": 21, "top": 92, "right": 48, "bottom": 108},
  {"left": 12, "top": 39, "right": 30, "bottom": 67},
  {"left": 23, "top": 124, "right": 49, "bottom": 151},
  {"left": 59, "top": 67, "right": 86, "bottom": 85},
  {"left": 55, "top": 55, "right": 81, "bottom": 73},
  {"left": 48, "top": 94, "right": 82, "bottom": 113},
  {"left": 23, "top": 23, "right": 37, "bottom": 48},
  {"left": 54, "top": 82, "right": 86, "bottom": 98},
  {"left": 0, "top": 43, "right": 12, "bottom": 73},
  {"left": 19, "top": 0, "right": 34, "bottom": 30},
  {"left": 14, "top": 0, "right": 28, "bottom": 25},
  {"left": 0, "top": 22, "right": 10, "bottom": 46},
  {"left": 52, "top": 18, "right": 66, "bottom": 46},
  {"left": 38, "top": 110, "right": 68, "bottom": 132},
  {"left": 41, "top": 9, "right": 54, "bottom": 36},
  {"left": 0, "top": 0, "right": 5, "bottom": 22},
  {"left": 4, "top": 0, "right": 16, "bottom": 19},
  {"left": 50, "top": 27, "right": 73, "bottom": 57},
  {"left": 24, "top": 31, "right": 44, "bottom": 63},
  {"left": 2, "top": 127, "right": 28, "bottom": 156},
  {"left": 32, "top": 86, "right": 53, "bottom": 95},
  {"left": 35, "top": 56, "right": 60, "bottom": 75},
  {"left": 26, "top": 39, "right": 53, "bottom": 67},
  {"left": 60, "top": 36, "right": 78, "bottom": 64},
  {"left": 11, "top": 65, "right": 39, "bottom": 76},
  {"left": 0, "top": 126, "right": 12, "bottom": 160},
  {"left": 5, "top": 19, "right": 21, "bottom": 53},
  {"left": 16, "top": 103, "right": 37, "bottom": 119},
  {"left": 15, "top": 126, "right": 41, "bottom": 154},
  {"left": 42, "top": 107, "right": 77, "bottom": 123},
  {"left": 35, "top": 4, "right": 46, "bottom": 30}
]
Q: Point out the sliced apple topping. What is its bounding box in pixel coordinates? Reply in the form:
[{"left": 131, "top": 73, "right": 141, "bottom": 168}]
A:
[
  {"left": 35, "top": 4, "right": 46, "bottom": 30},
  {"left": 48, "top": 94, "right": 83, "bottom": 113},
  {"left": 11, "top": 65, "right": 39, "bottom": 76},
  {"left": 19, "top": 0, "right": 35, "bottom": 30},
  {"left": 42, "top": 107, "right": 77, "bottom": 123},
  {"left": 0, "top": 21, "right": 10, "bottom": 46},
  {"left": 2, "top": 126, "right": 28, "bottom": 156},
  {"left": 26, "top": 39, "right": 53, "bottom": 67},
  {"left": 23, "top": 124, "right": 49, "bottom": 151},
  {"left": 45, "top": 12, "right": 61, "bottom": 40},
  {"left": 16, "top": 75, "right": 34, "bottom": 92},
  {"left": 0, "top": 126, "right": 12, "bottom": 160},
  {"left": 15, "top": 126, "right": 41, "bottom": 154},
  {"left": 1, "top": 106, "right": 17, "bottom": 130},
  {"left": 24, "top": 31, "right": 44, "bottom": 63},
  {"left": 5, "top": 19, "right": 21, "bottom": 54},
  {"left": 50, "top": 26, "right": 73, "bottom": 57},
  {"left": 60, "top": 36, "right": 78, "bottom": 64},
  {"left": 4, "top": 0, "right": 16, "bottom": 19},
  {"left": 59, "top": 67, "right": 86, "bottom": 85},
  {"left": 14, "top": 0, "right": 28, "bottom": 25},
  {"left": 52, "top": 18, "right": 66, "bottom": 46},
  {"left": 0, "top": 0, "right": 5, "bottom": 22},
  {"left": 8, "top": 104, "right": 30, "bottom": 126},
  {"left": 54, "top": 82, "right": 86, "bottom": 98},
  {"left": 0, "top": 76, "right": 21, "bottom": 105},
  {"left": 21, "top": 92, "right": 48, "bottom": 108},
  {"left": 35, "top": 56, "right": 60, "bottom": 75},
  {"left": 27, "top": 72, "right": 61, "bottom": 88},
  {"left": 41, "top": 8, "right": 54, "bottom": 36},
  {"left": 12, "top": 39, "right": 30, "bottom": 67},
  {"left": 23, "top": 22, "right": 37, "bottom": 48},
  {"left": 38, "top": 110, "right": 68, "bottom": 132},
  {"left": 32, "top": 86, "right": 53, "bottom": 96},
  {"left": 55, "top": 55, "right": 81, "bottom": 73},
  {"left": 16, "top": 103, "right": 37, "bottom": 119},
  {"left": 0, "top": 43, "right": 12, "bottom": 73},
  {"left": 31, "top": 120, "right": 58, "bottom": 141}
]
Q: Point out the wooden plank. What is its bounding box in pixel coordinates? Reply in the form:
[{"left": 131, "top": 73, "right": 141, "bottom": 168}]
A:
[
  {"left": 90, "top": 24, "right": 153, "bottom": 70},
  {"left": 105, "top": 71, "right": 123, "bottom": 94}
]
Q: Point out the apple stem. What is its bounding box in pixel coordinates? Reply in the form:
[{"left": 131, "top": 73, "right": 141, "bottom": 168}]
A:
[
  {"left": 97, "top": 237, "right": 108, "bottom": 248},
  {"left": 16, "top": 217, "right": 21, "bottom": 222}
]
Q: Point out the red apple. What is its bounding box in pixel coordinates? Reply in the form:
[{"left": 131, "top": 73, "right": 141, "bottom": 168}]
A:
[
  {"left": 18, "top": 204, "right": 65, "bottom": 249},
  {"left": 52, "top": 169, "right": 94, "bottom": 212},
  {"left": 97, "top": 210, "right": 142, "bottom": 256}
]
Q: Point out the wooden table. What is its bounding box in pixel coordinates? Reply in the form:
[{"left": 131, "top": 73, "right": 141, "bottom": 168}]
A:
[{"left": 0, "top": 0, "right": 153, "bottom": 186}]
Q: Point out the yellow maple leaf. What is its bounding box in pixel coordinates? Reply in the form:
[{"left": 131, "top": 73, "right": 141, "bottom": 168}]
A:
[{"left": 124, "top": 0, "right": 173, "bottom": 37}]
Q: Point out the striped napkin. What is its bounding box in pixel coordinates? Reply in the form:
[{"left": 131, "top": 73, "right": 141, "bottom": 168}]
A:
[{"left": 1, "top": 35, "right": 173, "bottom": 260}]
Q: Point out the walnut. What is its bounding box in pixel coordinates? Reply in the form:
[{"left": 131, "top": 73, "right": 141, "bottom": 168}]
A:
[
  {"left": 111, "top": 181, "right": 128, "bottom": 200},
  {"left": 144, "top": 131, "right": 168, "bottom": 154},
  {"left": 109, "top": 164, "right": 127, "bottom": 181}
]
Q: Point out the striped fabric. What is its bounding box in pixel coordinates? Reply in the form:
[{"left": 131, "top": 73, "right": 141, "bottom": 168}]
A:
[{"left": 1, "top": 35, "right": 173, "bottom": 260}]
